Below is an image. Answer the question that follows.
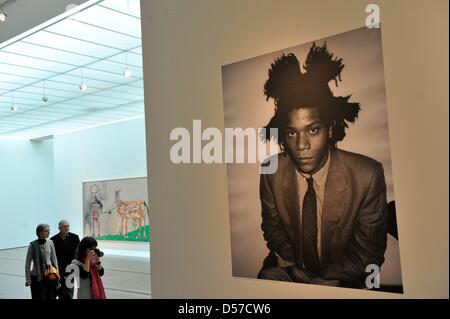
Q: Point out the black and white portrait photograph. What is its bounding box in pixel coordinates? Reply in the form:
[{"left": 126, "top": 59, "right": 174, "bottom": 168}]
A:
[{"left": 222, "top": 27, "right": 403, "bottom": 292}]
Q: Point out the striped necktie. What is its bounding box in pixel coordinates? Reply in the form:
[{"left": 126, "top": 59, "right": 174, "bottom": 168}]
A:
[{"left": 302, "top": 176, "right": 321, "bottom": 274}]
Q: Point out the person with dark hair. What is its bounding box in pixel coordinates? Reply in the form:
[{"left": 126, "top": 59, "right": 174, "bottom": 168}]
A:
[
  {"left": 71, "top": 236, "right": 106, "bottom": 299},
  {"left": 258, "top": 42, "right": 388, "bottom": 288},
  {"left": 25, "top": 223, "right": 59, "bottom": 299},
  {"left": 51, "top": 219, "right": 80, "bottom": 299}
]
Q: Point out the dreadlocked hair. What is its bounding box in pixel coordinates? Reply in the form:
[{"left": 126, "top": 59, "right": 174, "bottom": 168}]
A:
[{"left": 262, "top": 42, "right": 360, "bottom": 148}]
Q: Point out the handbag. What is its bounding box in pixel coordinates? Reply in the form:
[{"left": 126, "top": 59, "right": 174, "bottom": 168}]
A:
[{"left": 44, "top": 265, "right": 60, "bottom": 281}]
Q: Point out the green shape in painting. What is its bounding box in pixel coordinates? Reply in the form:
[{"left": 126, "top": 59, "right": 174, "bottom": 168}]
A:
[{"left": 95, "top": 225, "right": 150, "bottom": 242}]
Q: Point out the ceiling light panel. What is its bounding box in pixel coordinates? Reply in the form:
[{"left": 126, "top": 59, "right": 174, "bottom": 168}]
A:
[
  {"left": 107, "top": 51, "right": 142, "bottom": 66},
  {"left": 90, "top": 89, "right": 142, "bottom": 101},
  {"left": 79, "top": 95, "right": 136, "bottom": 106},
  {"left": 0, "top": 95, "right": 64, "bottom": 108},
  {"left": 89, "top": 60, "right": 143, "bottom": 78},
  {"left": 49, "top": 74, "right": 111, "bottom": 90},
  {"left": 10, "top": 85, "right": 80, "bottom": 99},
  {"left": 11, "top": 111, "right": 68, "bottom": 122},
  {"left": 72, "top": 6, "right": 142, "bottom": 38},
  {"left": 0, "top": 0, "right": 145, "bottom": 139},
  {"left": 0, "top": 63, "right": 57, "bottom": 80},
  {"left": 24, "top": 31, "right": 122, "bottom": 58},
  {"left": 0, "top": 82, "right": 23, "bottom": 91},
  {"left": 65, "top": 68, "right": 137, "bottom": 85},
  {"left": 45, "top": 19, "right": 141, "bottom": 49},
  {"left": 0, "top": 73, "right": 38, "bottom": 86},
  {"left": 129, "top": 47, "right": 142, "bottom": 54},
  {"left": 100, "top": 0, "right": 141, "bottom": 18},
  {"left": 3, "top": 41, "right": 99, "bottom": 65},
  {"left": 0, "top": 52, "right": 75, "bottom": 74},
  {"left": 107, "top": 84, "right": 143, "bottom": 95}
]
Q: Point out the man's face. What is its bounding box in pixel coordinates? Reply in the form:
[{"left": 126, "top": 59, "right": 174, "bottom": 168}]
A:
[
  {"left": 59, "top": 224, "right": 70, "bottom": 236},
  {"left": 284, "top": 107, "right": 330, "bottom": 174}
]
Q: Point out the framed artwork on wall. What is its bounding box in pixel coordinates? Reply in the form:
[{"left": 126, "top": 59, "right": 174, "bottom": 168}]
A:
[
  {"left": 82, "top": 177, "right": 150, "bottom": 242},
  {"left": 221, "top": 27, "right": 403, "bottom": 292}
]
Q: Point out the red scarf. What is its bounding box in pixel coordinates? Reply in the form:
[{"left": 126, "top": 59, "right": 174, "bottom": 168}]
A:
[{"left": 90, "top": 260, "right": 106, "bottom": 299}]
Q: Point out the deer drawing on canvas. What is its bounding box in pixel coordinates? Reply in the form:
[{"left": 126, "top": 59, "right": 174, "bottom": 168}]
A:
[{"left": 114, "top": 189, "right": 149, "bottom": 239}]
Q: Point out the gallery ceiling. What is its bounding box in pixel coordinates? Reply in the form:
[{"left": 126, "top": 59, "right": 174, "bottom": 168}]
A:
[{"left": 0, "top": 0, "right": 144, "bottom": 140}]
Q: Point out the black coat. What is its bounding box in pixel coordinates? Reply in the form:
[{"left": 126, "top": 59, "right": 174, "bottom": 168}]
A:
[{"left": 50, "top": 232, "right": 80, "bottom": 275}]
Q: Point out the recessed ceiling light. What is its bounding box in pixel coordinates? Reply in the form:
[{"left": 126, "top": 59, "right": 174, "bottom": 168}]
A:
[
  {"left": 0, "top": 12, "right": 7, "bottom": 22},
  {"left": 65, "top": 4, "right": 78, "bottom": 12}
]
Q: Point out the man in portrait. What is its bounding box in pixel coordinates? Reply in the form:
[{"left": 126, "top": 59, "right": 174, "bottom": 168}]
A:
[{"left": 257, "top": 43, "right": 388, "bottom": 288}]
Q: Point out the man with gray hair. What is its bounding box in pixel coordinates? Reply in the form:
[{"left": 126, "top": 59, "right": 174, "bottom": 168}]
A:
[{"left": 51, "top": 219, "right": 80, "bottom": 299}]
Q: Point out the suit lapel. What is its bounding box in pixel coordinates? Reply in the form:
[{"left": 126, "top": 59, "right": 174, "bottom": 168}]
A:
[{"left": 320, "top": 149, "right": 351, "bottom": 266}]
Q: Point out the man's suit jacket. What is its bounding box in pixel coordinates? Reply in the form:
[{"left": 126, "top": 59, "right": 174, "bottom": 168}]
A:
[{"left": 260, "top": 148, "right": 388, "bottom": 286}]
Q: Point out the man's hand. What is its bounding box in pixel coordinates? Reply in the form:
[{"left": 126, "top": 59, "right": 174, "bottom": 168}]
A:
[{"left": 287, "top": 265, "right": 313, "bottom": 283}]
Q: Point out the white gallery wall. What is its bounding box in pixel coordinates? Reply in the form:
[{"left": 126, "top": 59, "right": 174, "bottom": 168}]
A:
[
  {"left": 53, "top": 117, "right": 148, "bottom": 239},
  {"left": 0, "top": 139, "right": 54, "bottom": 249},
  {"left": 142, "top": 0, "right": 448, "bottom": 298},
  {"left": 0, "top": 117, "right": 148, "bottom": 250}
]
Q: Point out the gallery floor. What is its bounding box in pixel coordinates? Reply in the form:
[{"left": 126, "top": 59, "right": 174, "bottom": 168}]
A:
[{"left": 0, "top": 247, "right": 151, "bottom": 299}]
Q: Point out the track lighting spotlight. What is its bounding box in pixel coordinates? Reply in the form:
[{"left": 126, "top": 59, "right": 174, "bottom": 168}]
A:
[
  {"left": 79, "top": 67, "right": 87, "bottom": 92},
  {"left": 123, "top": 69, "right": 131, "bottom": 78},
  {"left": 0, "top": 0, "right": 19, "bottom": 22},
  {"left": 10, "top": 92, "right": 17, "bottom": 112},
  {"left": 123, "top": 52, "right": 132, "bottom": 78},
  {"left": 79, "top": 83, "right": 88, "bottom": 92},
  {"left": 42, "top": 81, "right": 48, "bottom": 102}
]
